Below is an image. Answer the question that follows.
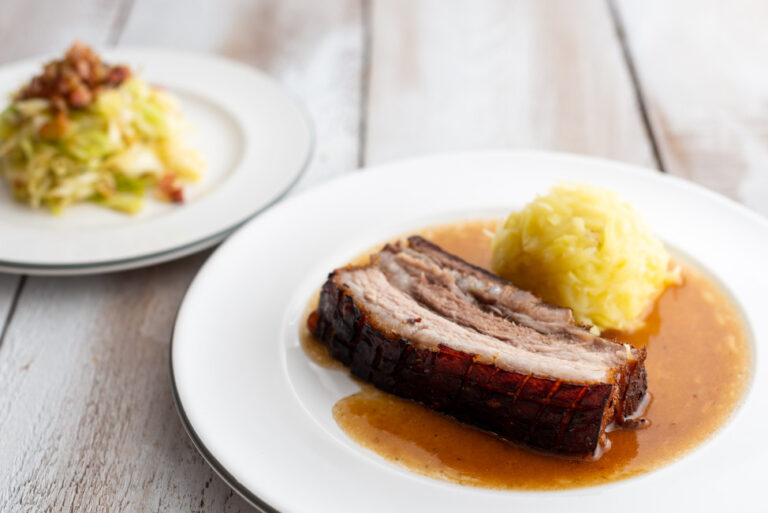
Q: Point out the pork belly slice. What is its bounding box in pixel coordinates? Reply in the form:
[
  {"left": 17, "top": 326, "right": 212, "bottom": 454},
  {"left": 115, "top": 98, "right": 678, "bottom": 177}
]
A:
[{"left": 309, "top": 238, "right": 648, "bottom": 457}]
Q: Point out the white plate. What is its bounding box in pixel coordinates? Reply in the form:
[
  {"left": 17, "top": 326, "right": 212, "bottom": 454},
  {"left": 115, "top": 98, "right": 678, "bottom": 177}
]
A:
[
  {"left": 171, "top": 151, "right": 765, "bottom": 513},
  {"left": 0, "top": 48, "right": 312, "bottom": 275}
]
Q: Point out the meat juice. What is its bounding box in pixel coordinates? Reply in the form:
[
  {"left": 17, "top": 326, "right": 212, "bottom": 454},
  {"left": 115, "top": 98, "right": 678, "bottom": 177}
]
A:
[{"left": 301, "top": 220, "right": 752, "bottom": 490}]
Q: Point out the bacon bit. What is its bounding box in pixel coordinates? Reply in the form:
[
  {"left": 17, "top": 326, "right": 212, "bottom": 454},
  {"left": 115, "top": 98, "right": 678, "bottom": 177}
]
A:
[
  {"left": 18, "top": 41, "right": 132, "bottom": 112},
  {"left": 307, "top": 310, "right": 320, "bottom": 333},
  {"left": 405, "top": 317, "right": 422, "bottom": 325},
  {"left": 38, "top": 111, "right": 71, "bottom": 140},
  {"left": 93, "top": 179, "right": 114, "bottom": 198},
  {"left": 157, "top": 173, "right": 185, "bottom": 203},
  {"left": 169, "top": 187, "right": 184, "bottom": 203},
  {"left": 106, "top": 66, "right": 131, "bottom": 86},
  {"left": 67, "top": 87, "right": 92, "bottom": 109}
]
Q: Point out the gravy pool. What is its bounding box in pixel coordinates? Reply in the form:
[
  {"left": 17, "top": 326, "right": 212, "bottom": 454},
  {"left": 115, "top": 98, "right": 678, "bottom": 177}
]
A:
[{"left": 301, "top": 219, "right": 752, "bottom": 490}]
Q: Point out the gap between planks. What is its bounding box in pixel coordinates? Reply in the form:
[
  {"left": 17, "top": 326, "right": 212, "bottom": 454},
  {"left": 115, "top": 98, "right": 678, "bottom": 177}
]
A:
[
  {"left": 108, "top": 0, "right": 136, "bottom": 45},
  {"left": 357, "top": 0, "right": 373, "bottom": 168},
  {"left": 607, "top": 0, "right": 666, "bottom": 172},
  {"left": 0, "top": 276, "right": 26, "bottom": 350}
]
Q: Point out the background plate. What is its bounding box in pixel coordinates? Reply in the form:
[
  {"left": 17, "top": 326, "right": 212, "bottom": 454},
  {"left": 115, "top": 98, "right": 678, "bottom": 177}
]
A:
[
  {"left": 172, "top": 151, "right": 765, "bottom": 513},
  {"left": 0, "top": 48, "right": 313, "bottom": 274}
]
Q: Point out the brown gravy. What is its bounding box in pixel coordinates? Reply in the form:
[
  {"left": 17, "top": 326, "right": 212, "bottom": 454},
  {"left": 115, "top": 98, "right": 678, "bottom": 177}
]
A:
[{"left": 301, "top": 219, "right": 752, "bottom": 490}]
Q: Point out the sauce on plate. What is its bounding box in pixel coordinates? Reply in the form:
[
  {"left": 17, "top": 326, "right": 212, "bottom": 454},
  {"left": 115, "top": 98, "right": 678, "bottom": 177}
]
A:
[{"left": 301, "top": 219, "right": 752, "bottom": 490}]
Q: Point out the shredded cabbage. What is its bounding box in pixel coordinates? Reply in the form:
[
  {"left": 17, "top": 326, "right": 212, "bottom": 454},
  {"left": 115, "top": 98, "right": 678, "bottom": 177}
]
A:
[
  {"left": 0, "top": 77, "right": 203, "bottom": 214},
  {"left": 491, "top": 183, "right": 680, "bottom": 332}
]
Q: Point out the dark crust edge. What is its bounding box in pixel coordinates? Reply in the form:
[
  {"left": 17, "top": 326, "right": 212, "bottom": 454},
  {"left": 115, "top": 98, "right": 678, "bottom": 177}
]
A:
[{"left": 309, "top": 275, "right": 627, "bottom": 456}]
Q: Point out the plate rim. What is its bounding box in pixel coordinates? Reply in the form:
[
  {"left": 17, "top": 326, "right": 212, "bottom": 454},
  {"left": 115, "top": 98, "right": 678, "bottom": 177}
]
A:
[
  {"left": 170, "top": 149, "right": 767, "bottom": 512},
  {"left": 0, "top": 46, "right": 315, "bottom": 274},
  {"left": 169, "top": 323, "right": 276, "bottom": 513}
]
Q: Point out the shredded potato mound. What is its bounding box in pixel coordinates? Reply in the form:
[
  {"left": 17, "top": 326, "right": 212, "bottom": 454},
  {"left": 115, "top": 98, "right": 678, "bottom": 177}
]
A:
[{"left": 491, "top": 183, "right": 680, "bottom": 332}]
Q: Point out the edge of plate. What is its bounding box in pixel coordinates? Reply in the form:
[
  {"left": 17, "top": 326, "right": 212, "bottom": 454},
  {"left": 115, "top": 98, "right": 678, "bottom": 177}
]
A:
[{"left": 168, "top": 322, "right": 279, "bottom": 513}]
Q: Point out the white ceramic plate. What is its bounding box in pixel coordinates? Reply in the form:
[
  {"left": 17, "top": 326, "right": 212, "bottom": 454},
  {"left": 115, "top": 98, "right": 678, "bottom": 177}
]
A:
[
  {"left": 172, "top": 151, "right": 765, "bottom": 513},
  {"left": 0, "top": 48, "right": 312, "bottom": 275}
]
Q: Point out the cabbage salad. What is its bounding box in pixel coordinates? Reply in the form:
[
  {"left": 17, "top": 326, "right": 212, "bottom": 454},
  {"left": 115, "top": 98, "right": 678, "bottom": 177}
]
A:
[{"left": 0, "top": 43, "right": 203, "bottom": 214}]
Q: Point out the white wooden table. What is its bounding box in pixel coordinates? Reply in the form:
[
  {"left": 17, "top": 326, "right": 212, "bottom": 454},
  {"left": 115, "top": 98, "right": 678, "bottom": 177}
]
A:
[{"left": 1, "top": 1, "right": 765, "bottom": 511}]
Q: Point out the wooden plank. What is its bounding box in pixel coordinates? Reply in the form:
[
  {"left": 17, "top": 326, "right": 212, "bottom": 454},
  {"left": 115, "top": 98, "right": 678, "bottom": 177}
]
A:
[
  {"left": 0, "top": 254, "right": 218, "bottom": 511},
  {"left": 0, "top": 1, "right": 364, "bottom": 511},
  {"left": 365, "top": 0, "right": 655, "bottom": 167},
  {"left": 0, "top": 0, "right": 128, "bottom": 59},
  {"left": 614, "top": 0, "right": 768, "bottom": 214}
]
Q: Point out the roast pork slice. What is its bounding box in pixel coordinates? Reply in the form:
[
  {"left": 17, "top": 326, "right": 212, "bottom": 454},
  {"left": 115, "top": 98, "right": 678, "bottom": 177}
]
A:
[{"left": 309, "top": 237, "right": 648, "bottom": 456}]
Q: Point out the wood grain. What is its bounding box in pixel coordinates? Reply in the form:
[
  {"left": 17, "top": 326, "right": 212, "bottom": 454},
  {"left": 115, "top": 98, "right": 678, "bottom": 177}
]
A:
[
  {"left": 0, "top": 0, "right": 128, "bottom": 59},
  {"left": 615, "top": 0, "right": 768, "bottom": 214},
  {"left": 0, "top": 0, "right": 365, "bottom": 512},
  {"left": 0, "top": 253, "right": 220, "bottom": 511},
  {"left": 365, "top": 0, "right": 655, "bottom": 167}
]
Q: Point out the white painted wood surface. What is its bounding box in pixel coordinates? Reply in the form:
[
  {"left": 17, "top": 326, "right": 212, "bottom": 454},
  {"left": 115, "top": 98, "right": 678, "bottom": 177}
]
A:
[
  {"left": 0, "top": 1, "right": 764, "bottom": 512},
  {"left": 615, "top": 0, "right": 768, "bottom": 214},
  {"left": 366, "top": 0, "right": 655, "bottom": 167}
]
